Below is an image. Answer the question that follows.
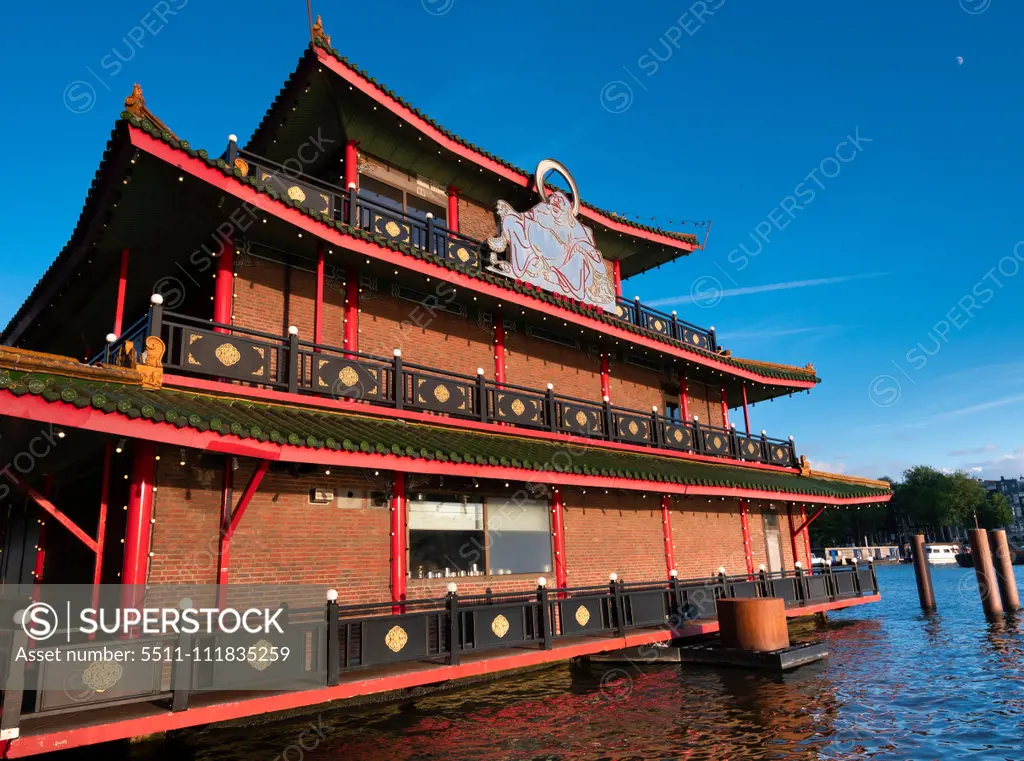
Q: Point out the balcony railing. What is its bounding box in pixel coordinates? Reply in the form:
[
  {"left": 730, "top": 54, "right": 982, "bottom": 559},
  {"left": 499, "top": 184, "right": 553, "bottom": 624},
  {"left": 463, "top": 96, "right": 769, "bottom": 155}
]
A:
[
  {"left": 0, "top": 565, "right": 878, "bottom": 731},
  {"left": 231, "top": 149, "right": 718, "bottom": 353},
  {"left": 90, "top": 305, "right": 796, "bottom": 468}
]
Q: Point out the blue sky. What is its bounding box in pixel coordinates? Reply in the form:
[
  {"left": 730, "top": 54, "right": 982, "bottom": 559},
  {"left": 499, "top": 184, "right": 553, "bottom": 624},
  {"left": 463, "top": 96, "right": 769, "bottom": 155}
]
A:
[{"left": 1, "top": 0, "right": 1021, "bottom": 481}]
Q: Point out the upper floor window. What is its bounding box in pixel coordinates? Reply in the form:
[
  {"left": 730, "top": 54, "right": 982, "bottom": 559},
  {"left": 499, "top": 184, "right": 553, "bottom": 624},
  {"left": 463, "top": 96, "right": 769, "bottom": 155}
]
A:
[{"left": 359, "top": 154, "right": 447, "bottom": 225}]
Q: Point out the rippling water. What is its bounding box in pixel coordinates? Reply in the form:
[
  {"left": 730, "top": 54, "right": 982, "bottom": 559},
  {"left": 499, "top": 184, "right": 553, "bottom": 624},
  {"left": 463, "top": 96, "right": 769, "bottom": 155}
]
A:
[{"left": 91, "top": 565, "right": 1024, "bottom": 760}]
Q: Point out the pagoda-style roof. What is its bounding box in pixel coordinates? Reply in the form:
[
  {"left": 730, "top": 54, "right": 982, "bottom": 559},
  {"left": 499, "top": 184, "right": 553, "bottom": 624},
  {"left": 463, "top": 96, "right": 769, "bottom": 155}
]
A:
[
  {"left": 243, "top": 40, "right": 701, "bottom": 278},
  {"left": 1, "top": 113, "right": 819, "bottom": 396},
  {"left": 0, "top": 347, "right": 889, "bottom": 503}
]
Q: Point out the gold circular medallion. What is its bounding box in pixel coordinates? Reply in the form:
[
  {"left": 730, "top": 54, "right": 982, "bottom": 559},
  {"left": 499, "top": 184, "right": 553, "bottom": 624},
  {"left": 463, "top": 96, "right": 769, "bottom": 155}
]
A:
[
  {"left": 511, "top": 399, "right": 525, "bottom": 416},
  {"left": 215, "top": 343, "right": 241, "bottom": 367},
  {"left": 82, "top": 661, "right": 123, "bottom": 692},
  {"left": 247, "top": 639, "right": 275, "bottom": 672},
  {"left": 628, "top": 421, "right": 639, "bottom": 435},
  {"left": 575, "top": 411, "right": 588, "bottom": 426},
  {"left": 385, "top": 625, "right": 409, "bottom": 653},
  {"left": 287, "top": 185, "right": 307, "bottom": 203},
  {"left": 433, "top": 384, "right": 451, "bottom": 403},
  {"left": 712, "top": 436, "right": 722, "bottom": 448},
  {"left": 691, "top": 334, "right": 700, "bottom": 344},
  {"left": 456, "top": 247, "right": 470, "bottom": 262},
  {"left": 653, "top": 319, "right": 663, "bottom": 331},
  {"left": 491, "top": 614, "right": 510, "bottom": 638},
  {"left": 775, "top": 447, "right": 784, "bottom": 459},
  {"left": 616, "top": 305, "right": 625, "bottom": 317},
  {"left": 385, "top": 220, "right": 402, "bottom": 237},
  {"left": 673, "top": 429, "right": 683, "bottom": 442},
  {"left": 338, "top": 366, "right": 359, "bottom": 387},
  {"left": 575, "top": 605, "right": 591, "bottom": 627}
]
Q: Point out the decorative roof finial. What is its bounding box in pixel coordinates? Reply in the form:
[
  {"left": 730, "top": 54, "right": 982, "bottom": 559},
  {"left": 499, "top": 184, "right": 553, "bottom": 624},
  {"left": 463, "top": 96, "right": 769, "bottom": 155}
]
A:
[
  {"left": 125, "top": 83, "right": 146, "bottom": 117},
  {"left": 312, "top": 14, "right": 331, "bottom": 46},
  {"left": 805, "top": 362, "right": 816, "bottom": 373}
]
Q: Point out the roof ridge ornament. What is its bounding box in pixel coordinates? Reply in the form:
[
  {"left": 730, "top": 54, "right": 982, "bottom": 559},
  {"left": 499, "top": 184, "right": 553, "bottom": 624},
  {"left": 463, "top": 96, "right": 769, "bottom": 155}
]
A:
[
  {"left": 312, "top": 14, "right": 331, "bottom": 47},
  {"left": 124, "top": 83, "right": 177, "bottom": 139}
]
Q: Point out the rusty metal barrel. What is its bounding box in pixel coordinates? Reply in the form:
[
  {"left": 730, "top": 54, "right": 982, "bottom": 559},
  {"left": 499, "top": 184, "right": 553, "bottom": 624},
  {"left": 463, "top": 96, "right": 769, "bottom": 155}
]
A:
[
  {"left": 911, "top": 534, "right": 936, "bottom": 610},
  {"left": 717, "top": 597, "right": 789, "bottom": 652},
  {"left": 970, "top": 528, "right": 1004, "bottom": 617},
  {"left": 989, "top": 529, "right": 1021, "bottom": 612}
]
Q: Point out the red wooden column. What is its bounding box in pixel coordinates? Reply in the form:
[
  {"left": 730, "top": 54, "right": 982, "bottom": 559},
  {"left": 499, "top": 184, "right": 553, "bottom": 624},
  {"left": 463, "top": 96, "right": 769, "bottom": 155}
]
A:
[
  {"left": 661, "top": 495, "right": 675, "bottom": 576},
  {"left": 121, "top": 441, "right": 156, "bottom": 608},
  {"left": 742, "top": 383, "right": 751, "bottom": 434},
  {"left": 31, "top": 477, "right": 53, "bottom": 593},
  {"left": 680, "top": 376, "right": 690, "bottom": 421},
  {"left": 217, "top": 459, "right": 269, "bottom": 609},
  {"left": 91, "top": 443, "right": 112, "bottom": 610},
  {"left": 113, "top": 248, "right": 130, "bottom": 336},
  {"left": 786, "top": 505, "right": 801, "bottom": 569},
  {"left": 494, "top": 310, "right": 506, "bottom": 386},
  {"left": 720, "top": 386, "right": 731, "bottom": 429},
  {"left": 447, "top": 186, "right": 460, "bottom": 233},
  {"left": 213, "top": 235, "right": 234, "bottom": 333},
  {"left": 612, "top": 260, "right": 622, "bottom": 298},
  {"left": 739, "top": 499, "right": 755, "bottom": 578},
  {"left": 344, "top": 140, "right": 359, "bottom": 189},
  {"left": 390, "top": 472, "right": 407, "bottom": 605},
  {"left": 551, "top": 488, "right": 568, "bottom": 588},
  {"left": 800, "top": 505, "right": 812, "bottom": 563},
  {"left": 314, "top": 242, "right": 325, "bottom": 346},
  {"left": 600, "top": 353, "right": 611, "bottom": 400},
  {"left": 344, "top": 271, "right": 359, "bottom": 352}
]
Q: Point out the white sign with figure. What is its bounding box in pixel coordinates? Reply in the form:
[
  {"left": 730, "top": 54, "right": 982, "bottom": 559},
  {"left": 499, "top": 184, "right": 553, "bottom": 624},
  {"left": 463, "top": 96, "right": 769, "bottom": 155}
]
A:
[{"left": 486, "top": 160, "right": 617, "bottom": 312}]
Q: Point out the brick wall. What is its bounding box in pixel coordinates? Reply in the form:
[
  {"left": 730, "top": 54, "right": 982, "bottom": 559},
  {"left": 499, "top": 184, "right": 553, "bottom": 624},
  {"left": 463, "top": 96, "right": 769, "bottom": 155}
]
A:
[
  {"left": 561, "top": 490, "right": 665, "bottom": 585},
  {"left": 747, "top": 503, "right": 797, "bottom": 572},
  {"left": 504, "top": 329, "right": 601, "bottom": 401},
  {"left": 668, "top": 497, "right": 746, "bottom": 579},
  {"left": 610, "top": 359, "right": 669, "bottom": 413},
  {"left": 458, "top": 196, "right": 498, "bottom": 241},
  {"left": 686, "top": 379, "right": 725, "bottom": 428}
]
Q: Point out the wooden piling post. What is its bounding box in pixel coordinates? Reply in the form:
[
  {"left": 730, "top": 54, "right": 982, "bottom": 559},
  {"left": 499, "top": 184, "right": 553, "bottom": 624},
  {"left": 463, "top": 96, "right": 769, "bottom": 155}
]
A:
[
  {"left": 969, "top": 528, "right": 1003, "bottom": 617},
  {"left": 989, "top": 529, "right": 1020, "bottom": 612},
  {"left": 911, "top": 534, "right": 936, "bottom": 610}
]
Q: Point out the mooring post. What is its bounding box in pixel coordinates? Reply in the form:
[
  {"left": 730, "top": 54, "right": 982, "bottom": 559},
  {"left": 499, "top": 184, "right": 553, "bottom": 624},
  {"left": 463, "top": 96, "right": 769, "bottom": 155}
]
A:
[
  {"left": 989, "top": 529, "right": 1021, "bottom": 612},
  {"left": 911, "top": 534, "right": 936, "bottom": 611},
  {"left": 969, "top": 528, "right": 1004, "bottom": 617}
]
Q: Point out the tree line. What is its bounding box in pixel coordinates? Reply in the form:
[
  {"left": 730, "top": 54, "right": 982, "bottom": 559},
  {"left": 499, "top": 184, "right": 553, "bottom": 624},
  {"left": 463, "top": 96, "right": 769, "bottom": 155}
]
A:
[{"left": 810, "top": 466, "right": 1014, "bottom": 547}]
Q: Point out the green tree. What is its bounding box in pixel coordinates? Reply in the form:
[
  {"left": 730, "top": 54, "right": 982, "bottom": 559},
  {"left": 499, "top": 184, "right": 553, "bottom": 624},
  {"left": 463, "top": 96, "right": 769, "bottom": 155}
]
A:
[
  {"left": 942, "top": 471, "right": 987, "bottom": 527},
  {"left": 977, "top": 492, "right": 1013, "bottom": 529}
]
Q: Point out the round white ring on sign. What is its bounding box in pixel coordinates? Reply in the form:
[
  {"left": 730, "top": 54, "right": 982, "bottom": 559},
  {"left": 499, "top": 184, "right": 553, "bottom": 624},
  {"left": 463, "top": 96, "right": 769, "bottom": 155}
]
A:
[{"left": 535, "top": 158, "right": 581, "bottom": 217}]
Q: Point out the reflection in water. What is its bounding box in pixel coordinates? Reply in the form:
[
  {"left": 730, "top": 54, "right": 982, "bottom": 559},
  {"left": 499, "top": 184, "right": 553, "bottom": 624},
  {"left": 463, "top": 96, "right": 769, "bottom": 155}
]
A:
[{"left": 63, "top": 565, "right": 1024, "bottom": 760}]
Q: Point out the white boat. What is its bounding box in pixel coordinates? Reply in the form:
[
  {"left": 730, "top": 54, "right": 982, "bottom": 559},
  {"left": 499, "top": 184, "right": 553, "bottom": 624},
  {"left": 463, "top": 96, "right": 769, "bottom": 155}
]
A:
[{"left": 925, "top": 543, "right": 959, "bottom": 565}]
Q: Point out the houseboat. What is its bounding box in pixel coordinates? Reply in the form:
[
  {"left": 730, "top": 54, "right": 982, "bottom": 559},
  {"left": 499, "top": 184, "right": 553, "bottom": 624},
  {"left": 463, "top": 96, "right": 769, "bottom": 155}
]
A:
[{"left": 0, "top": 19, "right": 890, "bottom": 757}]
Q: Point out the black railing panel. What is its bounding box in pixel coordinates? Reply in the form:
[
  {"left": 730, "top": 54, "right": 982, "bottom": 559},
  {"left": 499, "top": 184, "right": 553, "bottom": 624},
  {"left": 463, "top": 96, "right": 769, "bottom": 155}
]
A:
[
  {"left": 555, "top": 398, "right": 606, "bottom": 438},
  {"left": 734, "top": 434, "right": 766, "bottom": 463},
  {"left": 492, "top": 387, "right": 548, "bottom": 428},
  {"left": 612, "top": 410, "right": 654, "bottom": 445},
  {"left": 409, "top": 371, "right": 477, "bottom": 417}
]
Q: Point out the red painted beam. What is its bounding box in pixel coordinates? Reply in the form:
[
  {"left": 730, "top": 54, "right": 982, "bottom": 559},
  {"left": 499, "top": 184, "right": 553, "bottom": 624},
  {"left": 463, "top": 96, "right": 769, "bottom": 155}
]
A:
[
  {"left": 720, "top": 385, "right": 731, "bottom": 430},
  {"left": 447, "top": 186, "right": 460, "bottom": 233},
  {"left": 343, "top": 140, "right": 358, "bottom": 189},
  {"left": 612, "top": 260, "right": 623, "bottom": 297},
  {"left": 739, "top": 498, "right": 755, "bottom": 577},
  {"left": 91, "top": 444, "right": 112, "bottom": 609},
  {"left": 493, "top": 309, "right": 505, "bottom": 386},
  {"left": 551, "top": 489, "right": 568, "bottom": 587},
  {"left": 226, "top": 460, "right": 269, "bottom": 540},
  {"left": 9, "top": 475, "right": 98, "bottom": 554},
  {"left": 0, "top": 392, "right": 891, "bottom": 506},
  {"left": 213, "top": 234, "right": 233, "bottom": 331},
  {"left": 390, "top": 472, "right": 407, "bottom": 605},
  {"left": 661, "top": 495, "right": 675, "bottom": 576},
  {"left": 793, "top": 504, "right": 827, "bottom": 536},
  {"left": 113, "top": 248, "right": 129, "bottom": 336},
  {"left": 122, "top": 442, "right": 156, "bottom": 607},
  {"left": 680, "top": 376, "right": 690, "bottom": 421},
  {"left": 801, "top": 506, "right": 813, "bottom": 563},
  {"left": 742, "top": 383, "right": 751, "bottom": 435},
  {"left": 787, "top": 505, "right": 802, "bottom": 567},
  {"left": 314, "top": 242, "right": 325, "bottom": 346},
  {"left": 600, "top": 353, "right": 611, "bottom": 401},
  {"left": 344, "top": 269, "right": 358, "bottom": 352},
  {"left": 127, "top": 127, "right": 814, "bottom": 391}
]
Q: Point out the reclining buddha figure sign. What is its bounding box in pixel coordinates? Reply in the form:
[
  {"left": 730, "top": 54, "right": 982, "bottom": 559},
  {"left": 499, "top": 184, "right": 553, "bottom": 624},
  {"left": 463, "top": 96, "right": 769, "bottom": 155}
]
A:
[{"left": 487, "top": 159, "right": 618, "bottom": 312}]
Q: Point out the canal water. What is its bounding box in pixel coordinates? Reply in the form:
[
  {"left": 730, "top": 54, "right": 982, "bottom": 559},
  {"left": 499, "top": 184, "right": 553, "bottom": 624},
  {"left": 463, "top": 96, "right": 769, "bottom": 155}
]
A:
[{"left": 92, "top": 565, "right": 1024, "bottom": 760}]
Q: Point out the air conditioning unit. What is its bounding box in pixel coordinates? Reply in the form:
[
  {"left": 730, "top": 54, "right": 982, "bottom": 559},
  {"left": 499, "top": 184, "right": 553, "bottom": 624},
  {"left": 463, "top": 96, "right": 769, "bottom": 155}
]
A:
[{"left": 309, "top": 488, "right": 335, "bottom": 505}]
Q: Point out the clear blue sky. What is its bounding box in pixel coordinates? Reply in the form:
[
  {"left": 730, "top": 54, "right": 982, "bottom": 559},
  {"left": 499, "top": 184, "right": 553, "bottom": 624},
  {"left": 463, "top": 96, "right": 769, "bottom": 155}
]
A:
[{"left": 1, "top": 0, "right": 1022, "bottom": 481}]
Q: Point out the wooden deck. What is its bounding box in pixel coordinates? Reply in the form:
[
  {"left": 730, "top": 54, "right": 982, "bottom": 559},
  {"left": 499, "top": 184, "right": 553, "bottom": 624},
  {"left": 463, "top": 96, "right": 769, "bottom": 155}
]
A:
[{"left": 2, "top": 595, "right": 878, "bottom": 758}]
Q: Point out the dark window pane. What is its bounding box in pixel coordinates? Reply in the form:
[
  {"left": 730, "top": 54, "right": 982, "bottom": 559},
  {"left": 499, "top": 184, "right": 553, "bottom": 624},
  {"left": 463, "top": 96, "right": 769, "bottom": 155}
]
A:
[
  {"left": 360, "top": 176, "right": 404, "bottom": 212},
  {"left": 486, "top": 499, "right": 552, "bottom": 575},
  {"left": 406, "top": 195, "right": 447, "bottom": 225}
]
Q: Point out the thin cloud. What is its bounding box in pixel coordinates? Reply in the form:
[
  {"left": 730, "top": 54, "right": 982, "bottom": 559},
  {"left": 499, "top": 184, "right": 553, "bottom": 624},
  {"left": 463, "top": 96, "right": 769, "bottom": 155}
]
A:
[
  {"left": 721, "top": 324, "right": 855, "bottom": 340},
  {"left": 874, "top": 394, "right": 1024, "bottom": 433},
  {"left": 647, "top": 272, "right": 888, "bottom": 308},
  {"left": 947, "top": 444, "right": 998, "bottom": 457}
]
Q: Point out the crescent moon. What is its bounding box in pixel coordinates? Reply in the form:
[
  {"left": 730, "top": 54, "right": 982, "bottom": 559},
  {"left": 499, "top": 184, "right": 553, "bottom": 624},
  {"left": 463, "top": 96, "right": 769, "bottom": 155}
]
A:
[{"left": 535, "top": 159, "right": 581, "bottom": 217}]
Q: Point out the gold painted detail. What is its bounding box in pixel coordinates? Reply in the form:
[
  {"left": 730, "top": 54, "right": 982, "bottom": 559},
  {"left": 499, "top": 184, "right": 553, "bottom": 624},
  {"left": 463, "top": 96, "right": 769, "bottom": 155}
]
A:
[
  {"left": 652, "top": 319, "right": 663, "bottom": 331},
  {"left": 215, "top": 343, "right": 242, "bottom": 367},
  {"left": 511, "top": 399, "right": 525, "bottom": 416},
  {"left": 338, "top": 366, "right": 359, "bottom": 387},
  {"left": 712, "top": 436, "right": 722, "bottom": 448},
  {"left": 615, "top": 305, "right": 625, "bottom": 317},
  {"left": 491, "top": 614, "right": 510, "bottom": 638},
  {"left": 385, "top": 625, "right": 408, "bottom": 653},
  {"left": 247, "top": 639, "right": 275, "bottom": 672},
  {"left": 691, "top": 334, "right": 701, "bottom": 345},
  {"left": 673, "top": 429, "right": 683, "bottom": 443},
  {"left": 455, "top": 247, "right": 470, "bottom": 262},
  {"left": 234, "top": 158, "right": 249, "bottom": 176},
  {"left": 628, "top": 421, "right": 639, "bottom": 435},
  {"left": 287, "top": 186, "right": 307, "bottom": 203},
  {"left": 385, "top": 220, "right": 402, "bottom": 237},
  {"left": 138, "top": 336, "right": 165, "bottom": 389},
  {"left": 433, "top": 384, "right": 450, "bottom": 403},
  {"left": 82, "top": 661, "right": 123, "bottom": 692},
  {"left": 575, "top": 411, "right": 588, "bottom": 426},
  {"left": 575, "top": 605, "right": 591, "bottom": 627},
  {"left": 774, "top": 447, "right": 784, "bottom": 460}
]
